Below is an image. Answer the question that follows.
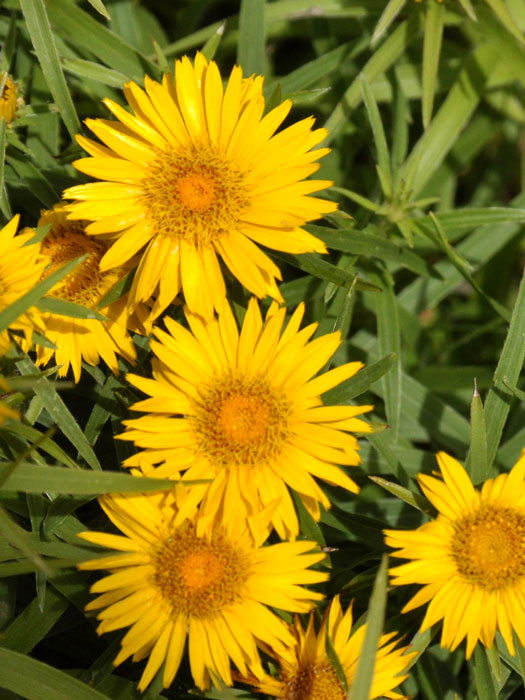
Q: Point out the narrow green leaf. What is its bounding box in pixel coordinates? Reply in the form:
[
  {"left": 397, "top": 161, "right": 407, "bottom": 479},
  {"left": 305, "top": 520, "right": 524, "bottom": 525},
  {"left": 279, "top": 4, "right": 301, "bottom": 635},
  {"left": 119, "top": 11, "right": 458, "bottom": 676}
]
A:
[
  {"left": 457, "top": 0, "right": 477, "bottom": 20},
  {"left": 325, "top": 13, "right": 422, "bottom": 143},
  {"left": 270, "top": 251, "right": 380, "bottom": 292},
  {"left": 471, "top": 645, "right": 498, "bottom": 700},
  {"left": 0, "top": 505, "right": 52, "bottom": 577},
  {"left": 371, "top": 0, "right": 407, "bottom": 45},
  {"left": 5, "top": 423, "right": 78, "bottom": 468},
  {"left": 484, "top": 0, "right": 524, "bottom": 44},
  {"left": 36, "top": 297, "right": 108, "bottom": 321},
  {"left": 422, "top": 0, "right": 444, "bottom": 129},
  {"left": 15, "top": 355, "right": 102, "bottom": 471},
  {"left": 0, "top": 648, "right": 114, "bottom": 700},
  {"left": 19, "top": 0, "right": 81, "bottom": 139},
  {"left": 360, "top": 75, "right": 391, "bottom": 197},
  {"left": 291, "top": 490, "right": 326, "bottom": 548},
  {"left": 61, "top": 57, "right": 127, "bottom": 88},
  {"left": 200, "top": 20, "right": 226, "bottom": 60},
  {"left": 86, "top": 0, "right": 111, "bottom": 21},
  {"left": 0, "top": 255, "right": 87, "bottom": 335},
  {"left": 47, "top": 0, "right": 155, "bottom": 81},
  {"left": 237, "top": 0, "right": 265, "bottom": 76},
  {"left": 348, "top": 555, "right": 388, "bottom": 700},
  {"left": 484, "top": 272, "right": 525, "bottom": 468},
  {"left": 0, "top": 589, "right": 69, "bottom": 653},
  {"left": 332, "top": 187, "right": 380, "bottom": 212},
  {"left": 466, "top": 381, "right": 488, "bottom": 485},
  {"left": 0, "top": 464, "right": 177, "bottom": 494},
  {"left": 368, "top": 475, "right": 431, "bottom": 513},
  {"left": 391, "top": 74, "right": 410, "bottom": 173},
  {"left": 308, "top": 224, "right": 437, "bottom": 278},
  {"left": 6, "top": 151, "right": 58, "bottom": 208},
  {"left": 324, "top": 353, "right": 396, "bottom": 404},
  {"left": 400, "top": 42, "right": 497, "bottom": 196}
]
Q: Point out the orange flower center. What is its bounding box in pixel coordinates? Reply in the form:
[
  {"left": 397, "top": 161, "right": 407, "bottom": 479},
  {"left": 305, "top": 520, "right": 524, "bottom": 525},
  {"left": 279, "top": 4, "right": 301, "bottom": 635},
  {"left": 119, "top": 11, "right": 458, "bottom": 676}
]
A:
[
  {"left": 282, "top": 661, "right": 346, "bottom": 700},
  {"left": 452, "top": 504, "right": 525, "bottom": 591},
  {"left": 153, "top": 523, "right": 250, "bottom": 618},
  {"left": 191, "top": 371, "right": 291, "bottom": 467},
  {"left": 141, "top": 144, "right": 250, "bottom": 247}
]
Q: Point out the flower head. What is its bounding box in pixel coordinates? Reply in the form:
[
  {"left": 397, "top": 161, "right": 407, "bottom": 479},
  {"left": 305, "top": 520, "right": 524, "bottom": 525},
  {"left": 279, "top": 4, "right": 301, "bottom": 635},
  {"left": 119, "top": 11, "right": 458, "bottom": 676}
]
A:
[
  {"left": 0, "top": 214, "right": 47, "bottom": 356},
  {"left": 121, "top": 298, "right": 372, "bottom": 540},
  {"left": 237, "top": 595, "right": 415, "bottom": 699},
  {"left": 64, "top": 52, "right": 335, "bottom": 321},
  {"left": 385, "top": 450, "right": 525, "bottom": 658},
  {"left": 0, "top": 74, "right": 18, "bottom": 124},
  {"left": 78, "top": 489, "right": 327, "bottom": 691},
  {"left": 30, "top": 204, "right": 145, "bottom": 382}
]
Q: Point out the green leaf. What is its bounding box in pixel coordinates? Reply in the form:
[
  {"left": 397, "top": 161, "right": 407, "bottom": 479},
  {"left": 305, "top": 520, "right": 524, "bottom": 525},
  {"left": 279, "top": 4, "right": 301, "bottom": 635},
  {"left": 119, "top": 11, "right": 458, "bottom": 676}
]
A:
[
  {"left": 5, "top": 423, "right": 78, "bottom": 469},
  {"left": 0, "top": 117, "right": 11, "bottom": 220},
  {"left": 324, "top": 353, "right": 396, "bottom": 404},
  {"left": 15, "top": 355, "right": 102, "bottom": 472},
  {"left": 422, "top": 0, "right": 444, "bottom": 129},
  {"left": 371, "top": 0, "right": 407, "bottom": 46},
  {"left": 0, "top": 647, "right": 115, "bottom": 699},
  {"left": 270, "top": 251, "right": 380, "bottom": 292},
  {"left": 0, "top": 588, "right": 69, "bottom": 653},
  {"left": 291, "top": 490, "right": 326, "bottom": 548},
  {"left": 308, "top": 224, "right": 437, "bottom": 278},
  {"left": 86, "top": 0, "right": 111, "bottom": 21},
  {"left": 6, "top": 151, "right": 58, "bottom": 208},
  {"left": 0, "top": 464, "right": 177, "bottom": 495},
  {"left": 348, "top": 555, "right": 388, "bottom": 700},
  {"left": 466, "top": 381, "right": 488, "bottom": 485},
  {"left": 368, "top": 475, "right": 431, "bottom": 513},
  {"left": 238, "top": 0, "right": 265, "bottom": 76},
  {"left": 399, "top": 42, "right": 497, "bottom": 197},
  {"left": 19, "top": 0, "right": 81, "bottom": 139},
  {"left": 0, "top": 505, "right": 52, "bottom": 577},
  {"left": 200, "top": 20, "right": 226, "bottom": 61},
  {"left": 483, "top": 0, "right": 524, "bottom": 44},
  {"left": 325, "top": 13, "right": 423, "bottom": 143},
  {"left": 61, "top": 57, "right": 127, "bottom": 88},
  {"left": 0, "top": 255, "right": 87, "bottom": 335},
  {"left": 46, "top": 0, "right": 155, "bottom": 81},
  {"left": 484, "top": 271, "right": 525, "bottom": 468},
  {"left": 471, "top": 645, "right": 498, "bottom": 700},
  {"left": 36, "top": 297, "right": 108, "bottom": 321},
  {"left": 360, "top": 75, "right": 391, "bottom": 197}
]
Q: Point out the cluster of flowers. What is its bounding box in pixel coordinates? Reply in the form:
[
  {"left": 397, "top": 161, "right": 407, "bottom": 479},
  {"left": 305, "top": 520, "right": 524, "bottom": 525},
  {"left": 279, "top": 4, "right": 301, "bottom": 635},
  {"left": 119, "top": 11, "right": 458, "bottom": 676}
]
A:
[{"left": 1, "top": 54, "right": 525, "bottom": 697}]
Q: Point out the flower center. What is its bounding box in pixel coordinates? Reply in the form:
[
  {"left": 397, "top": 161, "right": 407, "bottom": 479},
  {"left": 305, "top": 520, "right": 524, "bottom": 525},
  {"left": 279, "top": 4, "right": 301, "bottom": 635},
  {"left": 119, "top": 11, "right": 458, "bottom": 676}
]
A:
[
  {"left": 451, "top": 504, "right": 525, "bottom": 591},
  {"left": 140, "top": 144, "right": 251, "bottom": 247},
  {"left": 283, "top": 662, "right": 346, "bottom": 700},
  {"left": 40, "top": 225, "right": 109, "bottom": 308},
  {"left": 153, "top": 522, "right": 250, "bottom": 618},
  {"left": 191, "top": 372, "right": 291, "bottom": 467}
]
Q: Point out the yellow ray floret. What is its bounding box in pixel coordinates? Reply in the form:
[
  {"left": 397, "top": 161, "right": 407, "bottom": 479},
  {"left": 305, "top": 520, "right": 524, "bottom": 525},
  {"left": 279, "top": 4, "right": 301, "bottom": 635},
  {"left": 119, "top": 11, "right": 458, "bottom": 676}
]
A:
[
  {"left": 26, "top": 204, "right": 150, "bottom": 382},
  {"left": 236, "top": 595, "right": 415, "bottom": 699},
  {"left": 0, "top": 73, "right": 18, "bottom": 124},
  {"left": 0, "top": 214, "right": 47, "bottom": 356},
  {"left": 64, "top": 52, "right": 336, "bottom": 321},
  {"left": 121, "top": 297, "right": 372, "bottom": 541},
  {"left": 77, "top": 489, "right": 327, "bottom": 691},
  {"left": 385, "top": 449, "right": 525, "bottom": 658}
]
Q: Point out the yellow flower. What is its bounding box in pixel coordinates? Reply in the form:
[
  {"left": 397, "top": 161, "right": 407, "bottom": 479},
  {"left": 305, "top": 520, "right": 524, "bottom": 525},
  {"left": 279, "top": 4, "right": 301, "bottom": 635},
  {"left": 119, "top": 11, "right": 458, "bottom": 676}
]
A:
[
  {"left": 0, "top": 214, "right": 47, "bottom": 356},
  {"left": 64, "top": 52, "right": 335, "bottom": 321},
  {"left": 0, "top": 376, "right": 20, "bottom": 423},
  {"left": 77, "top": 489, "right": 327, "bottom": 691},
  {"left": 237, "top": 595, "right": 416, "bottom": 699},
  {"left": 121, "top": 298, "right": 372, "bottom": 540},
  {"left": 0, "top": 74, "right": 18, "bottom": 124},
  {"left": 31, "top": 204, "right": 145, "bottom": 382},
  {"left": 385, "top": 450, "right": 525, "bottom": 658}
]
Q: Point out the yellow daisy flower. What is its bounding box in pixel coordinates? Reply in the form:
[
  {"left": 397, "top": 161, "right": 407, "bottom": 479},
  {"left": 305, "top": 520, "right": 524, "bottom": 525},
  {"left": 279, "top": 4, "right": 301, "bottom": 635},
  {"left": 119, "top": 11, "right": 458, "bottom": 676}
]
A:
[
  {"left": 237, "top": 595, "right": 415, "bottom": 699},
  {"left": 77, "top": 489, "right": 327, "bottom": 691},
  {"left": 385, "top": 449, "right": 525, "bottom": 658},
  {"left": 31, "top": 204, "right": 145, "bottom": 382},
  {"left": 0, "top": 73, "right": 18, "bottom": 124},
  {"left": 0, "top": 214, "right": 47, "bottom": 356},
  {"left": 64, "top": 52, "right": 335, "bottom": 321},
  {"left": 121, "top": 298, "right": 372, "bottom": 541}
]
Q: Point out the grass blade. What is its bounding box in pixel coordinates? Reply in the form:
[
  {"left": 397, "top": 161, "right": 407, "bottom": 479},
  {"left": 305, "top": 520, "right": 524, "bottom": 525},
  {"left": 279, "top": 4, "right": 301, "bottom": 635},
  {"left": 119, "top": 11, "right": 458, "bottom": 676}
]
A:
[
  {"left": 237, "top": 0, "right": 265, "bottom": 76},
  {"left": 19, "top": 0, "right": 81, "bottom": 139},
  {"left": 422, "top": 0, "right": 444, "bottom": 129},
  {"left": 466, "top": 380, "right": 488, "bottom": 485}
]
